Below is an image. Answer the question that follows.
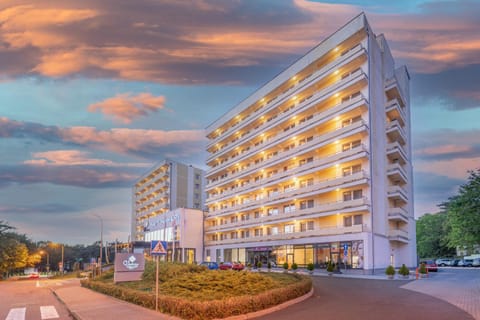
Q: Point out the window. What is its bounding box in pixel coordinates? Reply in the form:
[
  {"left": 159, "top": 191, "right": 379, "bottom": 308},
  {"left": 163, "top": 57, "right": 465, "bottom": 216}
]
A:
[
  {"left": 195, "top": 174, "right": 200, "bottom": 180},
  {"left": 354, "top": 214, "right": 363, "bottom": 225},
  {"left": 299, "top": 114, "right": 314, "bottom": 124},
  {"left": 254, "top": 174, "right": 263, "bottom": 182},
  {"left": 212, "top": 234, "right": 218, "bottom": 241},
  {"left": 241, "top": 230, "right": 250, "bottom": 238},
  {"left": 342, "top": 115, "right": 362, "bottom": 128},
  {"left": 300, "top": 199, "right": 314, "bottom": 210},
  {"left": 230, "top": 216, "right": 238, "bottom": 223},
  {"left": 283, "top": 123, "right": 296, "bottom": 132},
  {"left": 344, "top": 216, "right": 352, "bottom": 227},
  {"left": 300, "top": 178, "right": 314, "bottom": 188},
  {"left": 299, "top": 156, "right": 313, "bottom": 166},
  {"left": 284, "top": 143, "right": 295, "bottom": 152},
  {"left": 268, "top": 207, "right": 279, "bottom": 216},
  {"left": 255, "top": 193, "right": 265, "bottom": 201},
  {"left": 268, "top": 227, "right": 279, "bottom": 235},
  {"left": 300, "top": 221, "right": 314, "bottom": 232},
  {"left": 341, "top": 91, "right": 361, "bottom": 103},
  {"left": 194, "top": 193, "right": 199, "bottom": 199},
  {"left": 241, "top": 214, "right": 250, "bottom": 221},
  {"left": 267, "top": 169, "right": 278, "bottom": 177},
  {"left": 343, "top": 189, "right": 363, "bottom": 201},
  {"left": 342, "top": 164, "right": 361, "bottom": 176},
  {"left": 284, "top": 224, "right": 295, "bottom": 234},
  {"left": 342, "top": 140, "right": 361, "bottom": 152},
  {"left": 230, "top": 232, "right": 238, "bottom": 239},
  {"left": 283, "top": 182, "right": 295, "bottom": 192},
  {"left": 299, "top": 136, "right": 313, "bottom": 146},
  {"left": 268, "top": 188, "right": 279, "bottom": 197},
  {"left": 283, "top": 203, "right": 296, "bottom": 213},
  {"left": 266, "top": 151, "right": 278, "bottom": 159},
  {"left": 254, "top": 211, "right": 261, "bottom": 219},
  {"left": 254, "top": 228, "right": 263, "bottom": 237}
]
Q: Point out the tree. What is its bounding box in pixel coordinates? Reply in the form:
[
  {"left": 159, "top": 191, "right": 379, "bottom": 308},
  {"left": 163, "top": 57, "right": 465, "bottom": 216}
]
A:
[
  {"left": 444, "top": 170, "right": 480, "bottom": 254},
  {"left": 416, "top": 212, "right": 455, "bottom": 258}
]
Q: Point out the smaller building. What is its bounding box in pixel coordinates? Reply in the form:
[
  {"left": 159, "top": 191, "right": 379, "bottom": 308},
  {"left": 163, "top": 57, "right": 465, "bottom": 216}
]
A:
[{"left": 144, "top": 208, "right": 204, "bottom": 263}]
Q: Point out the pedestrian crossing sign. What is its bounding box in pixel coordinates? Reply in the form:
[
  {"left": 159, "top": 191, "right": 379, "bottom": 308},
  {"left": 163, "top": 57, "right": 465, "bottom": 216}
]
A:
[{"left": 151, "top": 240, "right": 167, "bottom": 255}]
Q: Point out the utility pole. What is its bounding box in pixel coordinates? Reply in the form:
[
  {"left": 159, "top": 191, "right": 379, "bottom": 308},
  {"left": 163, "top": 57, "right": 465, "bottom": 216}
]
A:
[{"left": 93, "top": 214, "right": 103, "bottom": 275}]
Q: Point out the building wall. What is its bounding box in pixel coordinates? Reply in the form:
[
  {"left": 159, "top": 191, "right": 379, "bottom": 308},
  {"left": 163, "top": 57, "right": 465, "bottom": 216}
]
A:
[{"left": 203, "top": 13, "right": 415, "bottom": 272}]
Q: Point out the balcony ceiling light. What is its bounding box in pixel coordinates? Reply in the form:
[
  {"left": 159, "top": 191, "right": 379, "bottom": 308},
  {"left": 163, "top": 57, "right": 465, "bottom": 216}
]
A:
[
  {"left": 293, "top": 96, "right": 298, "bottom": 100},
  {"left": 334, "top": 70, "right": 339, "bottom": 75},
  {"left": 334, "top": 93, "right": 340, "bottom": 97}
]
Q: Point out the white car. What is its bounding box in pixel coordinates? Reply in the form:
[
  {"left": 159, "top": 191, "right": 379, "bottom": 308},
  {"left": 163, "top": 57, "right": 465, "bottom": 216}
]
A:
[{"left": 435, "top": 258, "right": 453, "bottom": 266}]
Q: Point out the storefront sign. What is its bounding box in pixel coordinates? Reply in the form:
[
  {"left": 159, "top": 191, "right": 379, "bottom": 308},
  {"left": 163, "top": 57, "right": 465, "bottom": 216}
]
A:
[{"left": 114, "top": 253, "right": 145, "bottom": 283}]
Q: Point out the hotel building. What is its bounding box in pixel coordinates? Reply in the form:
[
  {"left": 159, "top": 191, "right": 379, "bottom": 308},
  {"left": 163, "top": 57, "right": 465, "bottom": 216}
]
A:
[
  {"left": 132, "top": 160, "right": 205, "bottom": 242},
  {"left": 203, "top": 13, "right": 416, "bottom": 272}
]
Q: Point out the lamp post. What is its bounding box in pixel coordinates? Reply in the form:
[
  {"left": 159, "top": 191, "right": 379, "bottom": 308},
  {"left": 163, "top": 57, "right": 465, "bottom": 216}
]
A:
[{"left": 93, "top": 214, "right": 103, "bottom": 275}]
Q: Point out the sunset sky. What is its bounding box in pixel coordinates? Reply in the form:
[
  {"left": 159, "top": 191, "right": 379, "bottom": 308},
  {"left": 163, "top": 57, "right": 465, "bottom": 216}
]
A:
[{"left": 1, "top": 0, "right": 479, "bottom": 245}]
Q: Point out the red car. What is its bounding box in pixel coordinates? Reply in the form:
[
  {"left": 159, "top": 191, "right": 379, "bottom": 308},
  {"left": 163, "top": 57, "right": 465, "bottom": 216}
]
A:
[
  {"left": 231, "top": 262, "right": 245, "bottom": 271},
  {"left": 219, "top": 262, "right": 232, "bottom": 270},
  {"left": 420, "top": 260, "right": 438, "bottom": 272}
]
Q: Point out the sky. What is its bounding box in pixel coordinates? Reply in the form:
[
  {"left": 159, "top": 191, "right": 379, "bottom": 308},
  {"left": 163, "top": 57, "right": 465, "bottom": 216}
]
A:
[{"left": 0, "top": 0, "right": 479, "bottom": 245}]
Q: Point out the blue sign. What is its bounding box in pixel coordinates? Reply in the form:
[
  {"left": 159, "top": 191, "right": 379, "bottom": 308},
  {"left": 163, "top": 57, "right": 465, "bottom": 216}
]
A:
[
  {"left": 343, "top": 244, "right": 348, "bottom": 256},
  {"left": 151, "top": 240, "right": 167, "bottom": 256}
]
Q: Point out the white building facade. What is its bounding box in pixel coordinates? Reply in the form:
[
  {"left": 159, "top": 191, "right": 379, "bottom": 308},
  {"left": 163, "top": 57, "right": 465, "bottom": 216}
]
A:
[
  {"left": 203, "top": 13, "right": 416, "bottom": 273},
  {"left": 132, "top": 160, "right": 205, "bottom": 242},
  {"left": 143, "top": 208, "right": 204, "bottom": 263}
]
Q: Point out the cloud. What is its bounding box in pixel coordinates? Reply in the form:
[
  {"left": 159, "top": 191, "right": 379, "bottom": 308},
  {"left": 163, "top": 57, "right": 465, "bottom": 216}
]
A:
[
  {"left": 0, "top": 164, "right": 141, "bottom": 189},
  {"left": 24, "top": 150, "right": 150, "bottom": 167},
  {"left": 0, "top": 203, "right": 81, "bottom": 215},
  {"left": 413, "top": 128, "right": 480, "bottom": 179},
  {"left": 0, "top": 117, "right": 206, "bottom": 159},
  {"left": 87, "top": 93, "right": 167, "bottom": 123},
  {"left": 0, "top": 0, "right": 478, "bottom": 85}
]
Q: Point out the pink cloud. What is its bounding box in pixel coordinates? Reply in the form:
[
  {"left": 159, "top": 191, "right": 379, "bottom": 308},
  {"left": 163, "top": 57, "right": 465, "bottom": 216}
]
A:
[
  {"left": 1, "top": 0, "right": 478, "bottom": 82},
  {"left": 416, "top": 158, "right": 480, "bottom": 180},
  {"left": 416, "top": 144, "right": 472, "bottom": 157},
  {"left": 24, "top": 150, "right": 150, "bottom": 167},
  {"left": 87, "top": 93, "right": 167, "bottom": 123}
]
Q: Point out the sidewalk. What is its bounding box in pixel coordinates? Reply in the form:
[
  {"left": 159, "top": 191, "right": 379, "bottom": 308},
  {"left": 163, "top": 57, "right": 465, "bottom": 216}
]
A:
[{"left": 53, "top": 283, "right": 180, "bottom": 320}]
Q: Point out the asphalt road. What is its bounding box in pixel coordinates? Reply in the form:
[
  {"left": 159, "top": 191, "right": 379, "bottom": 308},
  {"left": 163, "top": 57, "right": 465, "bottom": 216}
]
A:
[
  {"left": 258, "top": 270, "right": 475, "bottom": 320},
  {"left": 0, "top": 278, "right": 74, "bottom": 320}
]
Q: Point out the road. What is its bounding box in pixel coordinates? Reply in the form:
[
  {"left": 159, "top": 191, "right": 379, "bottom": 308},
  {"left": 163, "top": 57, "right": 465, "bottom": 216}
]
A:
[
  {"left": 258, "top": 269, "right": 478, "bottom": 320},
  {"left": 0, "top": 278, "right": 74, "bottom": 320}
]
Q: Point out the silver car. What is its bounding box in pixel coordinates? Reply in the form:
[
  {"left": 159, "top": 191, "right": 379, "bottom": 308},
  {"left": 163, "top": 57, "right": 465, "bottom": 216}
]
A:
[{"left": 435, "top": 258, "right": 453, "bottom": 266}]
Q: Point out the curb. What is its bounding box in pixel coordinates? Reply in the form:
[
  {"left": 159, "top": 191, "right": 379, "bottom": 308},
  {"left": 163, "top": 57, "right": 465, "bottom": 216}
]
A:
[
  {"left": 219, "top": 288, "right": 314, "bottom": 320},
  {"left": 50, "top": 288, "right": 82, "bottom": 320}
]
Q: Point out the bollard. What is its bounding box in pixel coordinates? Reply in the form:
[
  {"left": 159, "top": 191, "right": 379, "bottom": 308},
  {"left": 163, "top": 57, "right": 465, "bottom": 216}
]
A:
[{"left": 415, "top": 267, "right": 419, "bottom": 280}]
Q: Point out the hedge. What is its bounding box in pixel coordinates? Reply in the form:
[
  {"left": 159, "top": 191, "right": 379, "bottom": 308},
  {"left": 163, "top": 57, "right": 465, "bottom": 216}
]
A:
[{"left": 81, "top": 274, "right": 312, "bottom": 320}]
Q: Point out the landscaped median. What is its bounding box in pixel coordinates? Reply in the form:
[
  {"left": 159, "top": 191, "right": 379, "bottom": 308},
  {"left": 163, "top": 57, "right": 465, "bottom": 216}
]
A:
[{"left": 81, "top": 261, "right": 312, "bottom": 320}]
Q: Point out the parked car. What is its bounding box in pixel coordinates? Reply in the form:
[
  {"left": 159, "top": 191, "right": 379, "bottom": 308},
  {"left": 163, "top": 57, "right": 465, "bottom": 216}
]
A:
[
  {"left": 231, "top": 262, "right": 245, "bottom": 271},
  {"left": 473, "top": 258, "right": 480, "bottom": 267},
  {"left": 458, "top": 259, "right": 473, "bottom": 267},
  {"left": 435, "top": 258, "right": 453, "bottom": 267},
  {"left": 420, "top": 260, "right": 438, "bottom": 272},
  {"left": 200, "top": 261, "right": 219, "bottom": 270},
  {"left": 27, "top": 273, "right": 40, "bottom": 279},
  {"left": 219, "top": 262, "right": 233, "bottom": 270},
  {"left": 451, "top": 259, "right": 461, "bottom": 267}
]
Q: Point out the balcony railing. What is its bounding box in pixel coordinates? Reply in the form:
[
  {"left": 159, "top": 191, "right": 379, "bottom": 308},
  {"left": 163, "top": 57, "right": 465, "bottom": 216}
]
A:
[
  {"left": 386, "top": 98, "right": 406, "bottom": 125},
  {"left": 388, "top": 229, "right": 409, "bottom": 243},
  {"left": 207, "top": 67, "right": 367, "bottom": 165},
  {"left": 387, "top": 207, "right": 409, "bottom": 223},
  {"left": 387, "top": 185, "right": 408, "bottom": 202},
  {"left": 205, "top": 224, "right": 364, "bottom": 246},
  {"left": 386, "top": 142, "right": 408, "bottom": 164},
  {"left": 205, "top": 197, "right": 370, "bottom": 232},
  {"left": 387, "top": 163, "right": 408, "bottom": 184},
  {"left": 207, "top": 44, "right": 367, "bottom": 147}
]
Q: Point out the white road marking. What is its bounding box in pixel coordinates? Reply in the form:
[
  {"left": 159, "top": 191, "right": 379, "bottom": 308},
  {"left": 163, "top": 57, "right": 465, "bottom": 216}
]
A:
[
  {"left": 36, "top": 280, "right": 40, "bottom": 287},
  {"left": 40, "top": 306, "right": 59, "bottom": 319},
  {"left": 5, "top": 307, "right": 26, "bottom": 320}
]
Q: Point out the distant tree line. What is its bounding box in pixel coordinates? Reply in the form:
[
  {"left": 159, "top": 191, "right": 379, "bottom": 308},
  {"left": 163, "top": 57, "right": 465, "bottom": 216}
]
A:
[
  {"left": 417, "top": 169, "right": 480, "bottom": 258},
  {"left": 0, "top": 222, "right": 115, "bottom": 279}
]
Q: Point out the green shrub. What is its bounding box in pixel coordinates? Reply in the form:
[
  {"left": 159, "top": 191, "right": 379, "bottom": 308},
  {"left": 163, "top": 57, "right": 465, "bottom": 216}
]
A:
[
  {"left": 307, "top": 263, "right": 314, "bottom": 271},
  {"left": 81, "top": 269, "right": 312, "bottom": 320},
  {"left": 267, "top": 262, "right": 272, "bottom": 269},
  {"left": 257, "top": 261, "right": 262, "bottom": 268},
  {"left": 385, "top": 265, "right": 395, "bottom": 276},
  {"left": 283, "top": 262, "right": 289, "bottom": 270},
  {"left": 398, "top": 264, "right": 410, "bottom": 276},
  {"left": 291, "top": 263, "right": 298, "bottom": 270},
  {"left": 326, "top": 261, "right": 335, "bottom": 273},
  {"left": 419, "top": 263, "right": 427, "bottom": 274}
]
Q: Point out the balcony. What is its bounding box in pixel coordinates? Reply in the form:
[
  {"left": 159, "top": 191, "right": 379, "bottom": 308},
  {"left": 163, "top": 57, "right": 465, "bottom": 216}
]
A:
[
  {"left": 386, "top": 99, "right": 406, "bottom": 126},
  {"left": 388, "top": 229, "right": 409, "bottom": 244},
  {"left": 387, "top": 163, "right": 408, "bottom": 184},
  {"left": 387, "top": 207, "right": 409, "bottom": 224},
  {"left": 207, "top": 44, "right": 367, "bottom": 148},
  {"left": 205, "top": 197, "right": 370, "bottom": 231},
  {"left": 387, "top": 185, "right": 408, "bottom": 203},
  {"left": 205, "top": 224, "right": 365, "bottom": 246},
  {"left": 386, "top": 119, "right": 406, "bottom": 145},
  {"left": 385, "top": 77, "right": 406, "bottom": 108},
  {"left": 386, "top": 142, "right": 407, "bottom": 164}
]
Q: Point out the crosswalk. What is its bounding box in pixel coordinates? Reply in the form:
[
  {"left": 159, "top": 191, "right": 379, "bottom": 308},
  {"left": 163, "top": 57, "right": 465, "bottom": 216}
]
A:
[{"left": 5, "top": 306, "right": 59, "bottom": 320}]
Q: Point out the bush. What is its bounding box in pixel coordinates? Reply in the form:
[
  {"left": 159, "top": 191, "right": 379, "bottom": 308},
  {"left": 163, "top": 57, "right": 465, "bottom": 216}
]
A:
[
  {"left": 257, "top": 261, "right": 262, "bottom": 269},
  {"left": 326, "top": 261, "right": 335, "bottom": 273},
  {"left": 307, "top": 263, "right": 314, "bottom": 272},
  {"left": 398, "top": 264, "right": 410, "bottom": 277},
  {"left": 291, "top": 263, "right": 298, "bottom": 270},
  {"left": 419, "top": 263, "right": 427, "bottom": 274},
  {"left": 283, "top": 262, "right": 289, "bottom": 270},
  {"left": 267, "top": 262, "right": 272, "bottom": 269},
  {"left": 81, "top": 270, "right": 312, "bottom": 320},
  {"left": 385, "top": 265, "right": 396, "bottom": 276}
]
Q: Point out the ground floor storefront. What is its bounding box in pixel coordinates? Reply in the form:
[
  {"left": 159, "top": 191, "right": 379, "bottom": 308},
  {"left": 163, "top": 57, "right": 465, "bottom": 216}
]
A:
[{"left": 208, "top": 240, "right": 365, "bottom": 269}]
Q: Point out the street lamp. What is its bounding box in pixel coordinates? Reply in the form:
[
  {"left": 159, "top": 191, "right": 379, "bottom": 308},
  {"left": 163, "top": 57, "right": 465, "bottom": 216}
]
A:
[{"left": 93, "top": 214, "right": 103, "bottom": 275}]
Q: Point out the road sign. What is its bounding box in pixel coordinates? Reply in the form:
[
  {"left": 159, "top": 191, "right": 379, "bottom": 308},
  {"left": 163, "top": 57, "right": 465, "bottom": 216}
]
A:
[
  {"left": 343, "top": 244, "right": 348, "bottom": 256},
  {"left": 151, "top": 240, "right": 167, "bottom": 255}
]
